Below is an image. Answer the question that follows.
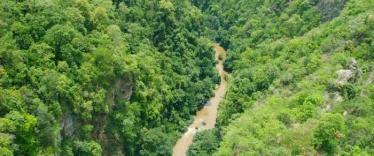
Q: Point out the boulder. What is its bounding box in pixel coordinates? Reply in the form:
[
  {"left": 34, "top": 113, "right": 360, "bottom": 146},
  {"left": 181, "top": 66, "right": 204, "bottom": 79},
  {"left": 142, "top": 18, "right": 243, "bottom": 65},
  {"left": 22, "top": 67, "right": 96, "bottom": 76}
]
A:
[
  {"left": 336, "top": 69, "right": 354, "bottom": 86},
  {"left": 335, "top": 58, "right": 360, "bottom": 86}
]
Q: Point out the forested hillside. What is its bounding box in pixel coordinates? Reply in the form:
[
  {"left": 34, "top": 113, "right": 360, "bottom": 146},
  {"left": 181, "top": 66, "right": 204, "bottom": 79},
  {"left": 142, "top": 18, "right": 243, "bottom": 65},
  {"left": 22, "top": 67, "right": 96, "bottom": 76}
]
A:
[
  {"left": 0, "top": 0, "right": 373, "bottom": 156},
  {"left": 0, "top": 0, "right": 219, "bottom": 155},
  {"left": 189, "top": 0, "right": 374, "bottom": 155}
]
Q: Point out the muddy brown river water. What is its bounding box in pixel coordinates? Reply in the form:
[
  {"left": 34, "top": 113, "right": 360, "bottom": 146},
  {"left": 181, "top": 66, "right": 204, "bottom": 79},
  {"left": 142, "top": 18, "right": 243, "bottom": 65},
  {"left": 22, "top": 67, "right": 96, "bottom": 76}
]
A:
[{"left": 172, "top": 44, "right": 227, "bottom": 156}]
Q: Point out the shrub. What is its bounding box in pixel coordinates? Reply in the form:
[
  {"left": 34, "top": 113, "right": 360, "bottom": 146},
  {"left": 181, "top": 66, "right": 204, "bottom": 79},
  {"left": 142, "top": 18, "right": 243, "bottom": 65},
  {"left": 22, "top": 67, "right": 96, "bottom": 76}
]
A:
[{"left": 313, "top": 113, "right": 346, "bottom": 154}]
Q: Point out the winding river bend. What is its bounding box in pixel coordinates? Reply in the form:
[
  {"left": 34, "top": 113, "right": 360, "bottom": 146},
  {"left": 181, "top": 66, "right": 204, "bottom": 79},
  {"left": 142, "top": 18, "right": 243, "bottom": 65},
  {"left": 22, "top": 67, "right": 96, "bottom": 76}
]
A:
[{"left": 173, "top": 44, "right": 227, "bottom": 156}]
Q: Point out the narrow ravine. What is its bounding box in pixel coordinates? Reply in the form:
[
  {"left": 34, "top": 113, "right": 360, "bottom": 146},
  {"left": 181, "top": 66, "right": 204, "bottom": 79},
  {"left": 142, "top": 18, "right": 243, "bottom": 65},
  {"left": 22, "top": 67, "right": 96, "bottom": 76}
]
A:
[{"left": 173, "top": 44, "right": 227, "bottom": 156}]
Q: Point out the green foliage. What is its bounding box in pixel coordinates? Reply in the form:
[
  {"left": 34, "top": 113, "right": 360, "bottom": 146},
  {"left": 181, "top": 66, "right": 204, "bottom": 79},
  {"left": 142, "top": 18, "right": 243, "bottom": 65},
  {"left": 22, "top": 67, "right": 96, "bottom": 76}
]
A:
[
  {"left": 188, "top": 129, "right": 220, "bottom": 156},
  {"left": 35, "top": 104, "right": 59, "bottom": 148},
  {"left": 4, "top": 111, "right": 38, "bottom": 155},
  {"left": 0, "top": 133, "right": 14, "bottom": 156},
  {"left": 189, "top": 0, "right": 374, "bottom": 155},
  {"left": 140, "top": 128, "right": 174, "bottom": 156},
  {"left": 0, "top": 0, "right": 218, "bottom": 155},
  {"left": 291, "top": 91, "right": 324, "bottom": 122},
  {"left": 340, "top": 84, "right": 361, "bottom": 100},
  {"left": 313, "top": 113, "right": 346, "bottom": 154},
  {"left": 1, "top": 0, "right": 373, "bottom": 155},
  {"left": 73, "top": 140, "right": 102, "bottom": 156}
]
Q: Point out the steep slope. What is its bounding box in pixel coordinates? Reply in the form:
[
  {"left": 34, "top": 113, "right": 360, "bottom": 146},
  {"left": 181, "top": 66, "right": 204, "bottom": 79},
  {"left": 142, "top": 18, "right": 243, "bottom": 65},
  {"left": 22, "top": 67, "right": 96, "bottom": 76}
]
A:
[
  {"left": 0, "top": 0, "right": 373, "bottom": 155},
  {"left": 189, "top": 0, "right": 373, "bottom": 155},
  {"left": 173, "top": 44, "right": 227, "bottom": 156},
  {"left": 0, "top": 0, "right": 218, "bottom": 155}
]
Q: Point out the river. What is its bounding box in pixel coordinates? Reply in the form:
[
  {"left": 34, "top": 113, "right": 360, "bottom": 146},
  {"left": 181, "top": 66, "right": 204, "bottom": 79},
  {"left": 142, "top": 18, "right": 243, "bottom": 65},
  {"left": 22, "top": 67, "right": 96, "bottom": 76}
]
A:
[{"left": 172, "top": 44, "right": 227, "bottom": 156}]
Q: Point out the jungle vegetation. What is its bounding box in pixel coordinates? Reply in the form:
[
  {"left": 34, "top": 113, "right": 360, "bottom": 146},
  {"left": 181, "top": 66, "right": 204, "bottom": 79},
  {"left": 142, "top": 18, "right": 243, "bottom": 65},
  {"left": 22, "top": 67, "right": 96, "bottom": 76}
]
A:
[
  {"left": 0, "top": 0, "right": 218, "bottom": 155},
  {"left": 189, "top": 0, "right": 374, "bottom": 155},
  {"left": 0, "top": 0, "right": 373, "bottom": 156}
]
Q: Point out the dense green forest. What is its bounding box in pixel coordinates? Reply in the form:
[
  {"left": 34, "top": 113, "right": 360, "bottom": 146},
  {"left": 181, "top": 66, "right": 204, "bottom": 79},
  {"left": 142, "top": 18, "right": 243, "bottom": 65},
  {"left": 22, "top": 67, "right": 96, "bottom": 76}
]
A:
[
  {"left": 189, "top": 0, "right": 374, "bottom": 155},
  {"left": 0, "top": 0, "right": 373, "bottom": 156},
  {"left": 0, "top": 0, "right": 219, "bottom": 155}
]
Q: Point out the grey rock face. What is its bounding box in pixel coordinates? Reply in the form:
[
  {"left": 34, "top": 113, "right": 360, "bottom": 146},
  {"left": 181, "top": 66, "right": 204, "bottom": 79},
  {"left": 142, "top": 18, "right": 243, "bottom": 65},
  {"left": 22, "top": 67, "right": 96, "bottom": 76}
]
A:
[
  {"left": 109, "top": 76, "right": 134, "bottom": 104},
  {"left": 335, "top": 58, "right": 360, "bottom": 86},
  {"left": 336, "top": 69, "right": 354, "bottom": 85},
  {"left": 347, "top": 58, "right": 358, "bottom": 70},
  {"left": 61, "top": 108, "right": 77, "bottom": 138}
]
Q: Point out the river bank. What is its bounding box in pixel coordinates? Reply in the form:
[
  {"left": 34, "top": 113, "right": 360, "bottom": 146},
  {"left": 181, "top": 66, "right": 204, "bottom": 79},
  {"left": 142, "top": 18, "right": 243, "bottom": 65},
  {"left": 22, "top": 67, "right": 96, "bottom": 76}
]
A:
[{"left": 172, "top": 44, "right": 227, "bottom": 156}]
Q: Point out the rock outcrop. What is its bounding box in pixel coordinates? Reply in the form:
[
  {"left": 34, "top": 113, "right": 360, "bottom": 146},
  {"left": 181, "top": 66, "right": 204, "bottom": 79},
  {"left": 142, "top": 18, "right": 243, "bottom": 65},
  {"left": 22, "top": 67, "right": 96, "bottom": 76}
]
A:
[
  {"left": 311, "top": 0, "right": 347, "bottom": 21},
  {"left": 325, "top": 58, "right": 360, "bottom": 112},
  {"left": 336, "top": 69, "right": 354, "bottom": 86},
  {"left": 61, "top": 108, "right": 78, "bottom": 138},
  {"left": 335, "top": 58, "right": 360, "bottom": 86}
]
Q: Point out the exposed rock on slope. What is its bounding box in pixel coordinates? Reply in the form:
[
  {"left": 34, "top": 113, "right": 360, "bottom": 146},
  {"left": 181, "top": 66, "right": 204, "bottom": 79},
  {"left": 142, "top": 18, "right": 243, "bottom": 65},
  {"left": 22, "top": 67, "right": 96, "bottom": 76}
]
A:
[
  {"left": 335, "top": 58, "right": 359, "bottom": 86},
  {"left": 311, "top": 0, "right": 347, "bottom": 21}
]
